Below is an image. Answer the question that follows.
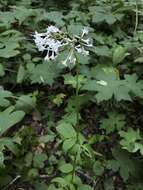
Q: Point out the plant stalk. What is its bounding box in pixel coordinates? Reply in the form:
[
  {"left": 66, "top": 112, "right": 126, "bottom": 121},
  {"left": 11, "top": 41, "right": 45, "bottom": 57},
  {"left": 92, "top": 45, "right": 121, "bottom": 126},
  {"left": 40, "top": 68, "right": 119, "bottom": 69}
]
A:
[{"left": 71, "top": 52, "right": 80, "bottom": 182}]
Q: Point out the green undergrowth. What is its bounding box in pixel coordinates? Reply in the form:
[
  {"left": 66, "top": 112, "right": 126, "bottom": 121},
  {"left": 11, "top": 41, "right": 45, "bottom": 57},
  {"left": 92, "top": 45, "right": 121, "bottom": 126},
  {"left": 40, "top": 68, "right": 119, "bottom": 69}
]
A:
[{"left": 0, "top": 0, "right": 143, "bottom": 189}]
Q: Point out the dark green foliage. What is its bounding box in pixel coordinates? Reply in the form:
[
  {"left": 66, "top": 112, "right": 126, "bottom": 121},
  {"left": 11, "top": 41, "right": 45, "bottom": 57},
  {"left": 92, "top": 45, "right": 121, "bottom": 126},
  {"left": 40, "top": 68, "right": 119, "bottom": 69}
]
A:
[{"left": 0, "top": 0, "right": 143, "bottom": 189}]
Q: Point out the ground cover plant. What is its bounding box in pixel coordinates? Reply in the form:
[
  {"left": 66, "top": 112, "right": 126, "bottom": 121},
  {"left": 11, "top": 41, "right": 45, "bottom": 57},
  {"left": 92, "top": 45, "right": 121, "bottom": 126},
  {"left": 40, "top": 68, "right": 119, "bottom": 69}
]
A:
[{"left": 0, "top": 0, "right": 143, "bottom": 189}]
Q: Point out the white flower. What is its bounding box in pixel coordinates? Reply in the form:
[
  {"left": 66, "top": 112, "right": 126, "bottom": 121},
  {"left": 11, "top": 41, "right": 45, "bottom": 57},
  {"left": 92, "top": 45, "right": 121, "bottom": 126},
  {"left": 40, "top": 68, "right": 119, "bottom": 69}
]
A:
[
  {"left": 96, "top": 80, "right": 108, "bottom": 86},
  {"left": 34, "top": 31, "right": 46, "bottom": 51},
  {"left": 34, "top": 29, "right": 63, "bottom": 60},
  {"left": 62, "top": 49, "right": 76, "bottom": 66},
  {"left": 44, "top": 39, "right": 62, "bottom": 60},
  {"left": 81, "top": 27, "right": 89, "bottom": 37},
  {"left": 75, "top": 45, "right": 89, "bottom": 56},
  {"left": 34, "top": 25, "right": 92, "bottom": 65},
  {"left": 82, "top": 38, "right": 93, "bottom": 47},
  {"left": 46, "top": 25, "right": 61, "bottom": 34}
]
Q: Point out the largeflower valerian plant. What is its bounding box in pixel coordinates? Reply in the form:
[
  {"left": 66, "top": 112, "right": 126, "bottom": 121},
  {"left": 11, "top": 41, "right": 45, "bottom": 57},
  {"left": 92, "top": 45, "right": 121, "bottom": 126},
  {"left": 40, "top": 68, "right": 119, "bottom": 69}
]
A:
[
  {"left": 34, "top": 25, "right": 92, "bottom": 65},
  {"left": 34, "top": 25, "right": 92, "bottom": 182}
]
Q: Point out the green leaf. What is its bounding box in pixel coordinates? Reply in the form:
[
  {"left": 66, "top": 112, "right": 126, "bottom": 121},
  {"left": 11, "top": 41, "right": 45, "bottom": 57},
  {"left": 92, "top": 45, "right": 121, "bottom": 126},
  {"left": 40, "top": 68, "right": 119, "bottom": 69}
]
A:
[
  {"left": 17, "top": 65, "right": 26, "bottom": 83},
  {"left": 48, "top": 184, "right": 57, "bottom": 190},
  {"left": 94, "top": 46, "right": 111, "bottom": 57},
  {"left": 124, "top": 74, "right": 143, "bottom": 99},
  {"left": 0, "top": 90, "right": 12, "bottom": 107},
  {"left": 93, "top": 161, "right": 104, "bottom": 176},
  {"left": 28, "top": 62, "right": 60, "bottom": 86},
  {"left": 104, "top": 178, "right": 115, "bottom": 190},
  {"left": 89, "top": 5, "right": 123, "bottom": 25},
  {"left": 0, "top": 152, "right": 5, "bottom": 167},
  {"left": 64, "top": 74, "right": 86, "bottom": 88},
  {"left": 35, "top": 182, "right": 49, "bottom": 190},
  {"left": 63, "top": 138, "right": 76, "bottom": 152},
  {"left": 0, "top": 32, "right": 24, "bottom": 58},
  {"left": 0, "top": 64, "right": 5, "bottom": 77},
  {"left": 33, "top": 153, "right": 47, "bottom": 168},
  {"left": 108, "top": 148, "right": 137, "bottom": 181},
  {"left": 0, "top": 137, "right": 21, "bottom": 166},
  {"left": 100, "top": 112, "right": 125, "bottom": 134},
  {"left": 52, "top": 177, "right": 69, "bottom": 187},
  {"left": 25, "top": 152, "right": 33, "bottom": 167},
  {"left": 113, "top": 46, "right": 128, "bottom": 65},
  {"left": 15, "top": 94, "right": 36, "bottom": 113},
  {"left": 0, "top": 11, "right": 15, "bottom": 28},
  {"left": 0, "top": 106, "right": 25, "bottom": 135},
  {"left": 43, "top": 11, "right": 65, "bottom": 26},
  {"left": 59, "top": 163, "right": 73, "bottom": 173},
  {"left": 12, "top": 6, "right": 35, "bottom": 24},
  {"left": 127, "top": 183, "right": 143, "bottom": 190},
  {"left": 119, "top": 128, "right": 142, "bottom": 153},
  {"left": 38, "top": 135, "right": 55, "bottom": 143},
  {"left": 78, "top": 184, "right": 93, "bottom": 190},
  {"left": 56, "top": 123, "right": 77, "bottom": 139},
  {"left": 83, "top": 66, "right": 131, "bottom": 102},
  {"left": 68, "top": 24, "right": 84, "bottom": 35}
]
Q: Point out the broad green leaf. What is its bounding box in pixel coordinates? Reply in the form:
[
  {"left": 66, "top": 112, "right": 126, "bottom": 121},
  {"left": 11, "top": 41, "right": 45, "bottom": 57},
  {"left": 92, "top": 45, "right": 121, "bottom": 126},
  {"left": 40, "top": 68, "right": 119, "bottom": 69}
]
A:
[
  {"left": 127, "top": 183, "right": 143, "bottom": 190},
  {"left": 89, "top": 5, "right": 123, "bottom": 25},
  {"left": 59, "top": 163, "right": 73, "bottom": 173},
  {"left": 12, "top": 6, "right": 35, "bottom": 24},
  {"left": 78, "top": 184, "right": 93, "bottom": 190},
  {"left": 56, "top": 123, "right": 76, "bottom": 139},
  {"left": 124, "top": 74, "right": 143, "bottom": 99},
  {"left": 0, "top": 90, "right": 12, "bottom": 107},
  {"left": 48, "top": 184, "right": 57, "bottom": 190},
  {"left": 83, "top": 67, "right": 131, "bottom": 102},
  {"left": 53, "top": 93, "right": 66, "bottom": 107},
  {"left": 52, "top": 177, "right": 69, "bottom": 187},
  {"left": 0, "top": 64, "right": 5, "bottom": 77},
  {"left": 64, "top": 74, "right": 86, "bottom": 88},
  {"left": 25, "top": 152, "right": 33, "bottom": 167},
  {"left": 0, "top": 106, "right": 25, "bottom": 135},
  {"left": 109, "top": 148, "right": 138, "bottom": 181},
  {"left": 94, "top": 46, "right": 111, "bottom": 57},
  {"left": 93, "top": 161, "right": 104, "bottom": 176},
  {"left": 0, "top": 152, "right": 4, "bottom": 167},
  {"left": 17, "top": 64, "right": 26, "bottom": 83},
  {"left": 38, "top": 135, "right": 55, "bottom": 143},
  {"left": 28, "top": 62, "right": 60, "bottom": 86},
  {"left": 0, "top": 33, "right": 24, "bottom": 58},
  {"left": 0, "top": 11, "right": 15, "bottom": 28},
  {"left": 104, "top": 178, "right": 115, "bottom": 190},
  {"left": 43, "top": 11, "right": 65, "bottom": 26},
  {"left": 28, "top": 168, "right": 38, "bottom": 178},
  {"left": 119, "top": 128, "right": 143, "bottom": 154},
  {"left": 35, "top": 182, "right": 49, "bottom": 190},
  {"left": 15, "top": 94, "right": 36, "bottom": 113},
  {"left": 63, "top": 138, "right": 76, "bottom": 152},
  {"left": 33, "top": 153, "right": 47, "bottom": 168},
  {"left": 113, "top": 46, "right": 128, "bottom": 65},
  {"left": 100, "top": 112, "right": 125, "bottom": 134},
  {"left": 0, "top": 137, "right": 20, "bottom": 155},
  {"left": 68, "top": 24, "right": 84, "bottom": 35}
]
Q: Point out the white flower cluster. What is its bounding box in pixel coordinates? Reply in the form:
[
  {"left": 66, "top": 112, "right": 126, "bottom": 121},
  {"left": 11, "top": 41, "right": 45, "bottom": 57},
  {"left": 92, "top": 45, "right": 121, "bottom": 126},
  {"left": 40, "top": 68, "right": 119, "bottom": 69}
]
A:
[{"left": 34, "top": 25, "right": 92, "bottom": 65}]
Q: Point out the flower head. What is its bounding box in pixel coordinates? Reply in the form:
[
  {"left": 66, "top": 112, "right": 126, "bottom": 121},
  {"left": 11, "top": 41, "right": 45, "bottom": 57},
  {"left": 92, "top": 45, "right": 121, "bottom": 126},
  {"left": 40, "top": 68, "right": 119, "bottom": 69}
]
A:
[
  {"left": 81, "top": 27, "right": 89, "bottom": 37},
  {"left": 34, "top": 25, "right": 92, "bottom": 66},
  {"left": 47, "top": 25, "right": 61, "bottom": 34}
]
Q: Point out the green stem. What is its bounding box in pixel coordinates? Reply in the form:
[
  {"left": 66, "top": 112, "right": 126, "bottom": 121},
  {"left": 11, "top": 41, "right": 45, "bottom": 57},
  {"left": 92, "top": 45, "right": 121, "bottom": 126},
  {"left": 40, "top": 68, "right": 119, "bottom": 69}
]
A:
[
  {"left": 71, "top": 52, "right": 80, "bottom": 182},
  {"left": 134, "top": 0, "right": 138, "bottom": 36}
]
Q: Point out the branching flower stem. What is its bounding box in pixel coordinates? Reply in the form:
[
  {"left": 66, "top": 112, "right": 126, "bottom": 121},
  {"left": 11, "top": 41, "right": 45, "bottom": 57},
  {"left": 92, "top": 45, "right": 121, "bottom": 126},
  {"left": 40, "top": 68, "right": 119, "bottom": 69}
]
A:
[{"left": 71, "top": 51, "right": 80, "bottom": 182}]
